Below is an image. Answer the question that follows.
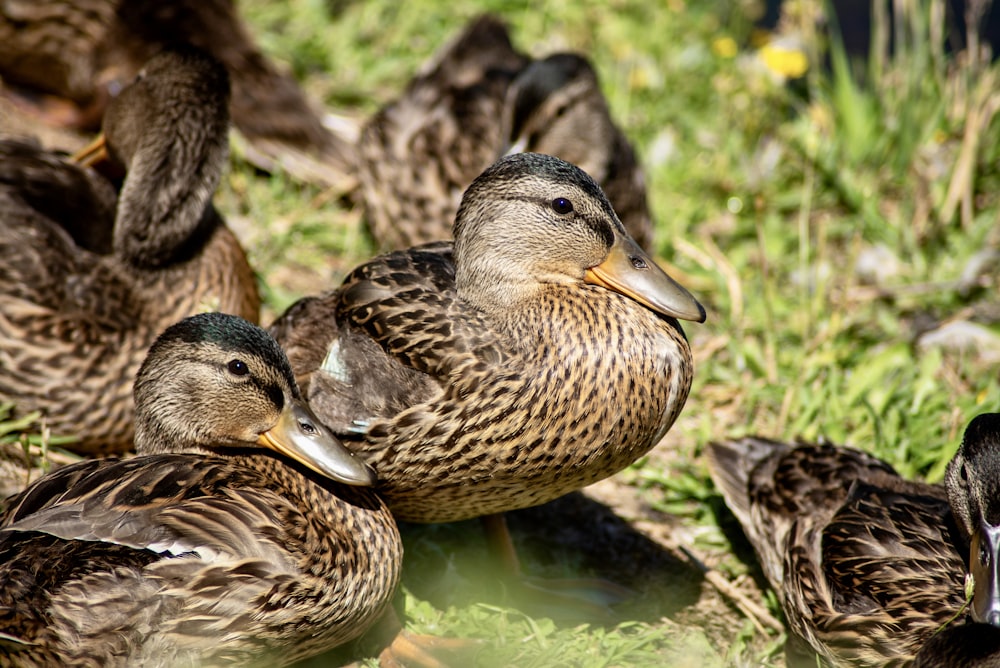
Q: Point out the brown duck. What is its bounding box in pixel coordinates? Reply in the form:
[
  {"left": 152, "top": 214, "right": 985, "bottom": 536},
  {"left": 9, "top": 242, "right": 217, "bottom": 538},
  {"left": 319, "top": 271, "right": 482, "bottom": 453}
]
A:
[
  {"left": 0, "top": 47, "right": 260, "bottom": 461},
  {"left": 358, "top": 14, "right": 654, "bottom": 251},
  {"left": 271, "top": 152, "right": 703, "bottom": 528},
  {"left": 707, "top": 413, "right": 1000, "bottom": 667},
  {"left": 0, "top": 0, "right": 352, "bottom": 188},
  {"left": 0, "top": 312, "right": 398, "bottom": 667}
]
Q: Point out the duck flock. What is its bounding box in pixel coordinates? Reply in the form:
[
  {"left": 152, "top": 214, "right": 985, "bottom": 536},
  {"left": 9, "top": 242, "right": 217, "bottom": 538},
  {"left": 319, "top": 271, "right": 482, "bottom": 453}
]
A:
[{"left": 0, "top": 3, "right": 997, "bottom": 667}]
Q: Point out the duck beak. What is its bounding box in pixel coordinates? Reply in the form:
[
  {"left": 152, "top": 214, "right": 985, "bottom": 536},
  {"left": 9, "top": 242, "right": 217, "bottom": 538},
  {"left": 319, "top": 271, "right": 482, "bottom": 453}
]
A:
[
  {"left": 71, "top": 133, "right": 109, "bottom": 167},
  {"left": 257, "top": 400, "right": 375, "bottom": 486},
  {"left": 584, "top": 231, "right": 706, "bottom": 323},
  {"left": 970, "top": 520, "right": 1000, "bottom": 626}
]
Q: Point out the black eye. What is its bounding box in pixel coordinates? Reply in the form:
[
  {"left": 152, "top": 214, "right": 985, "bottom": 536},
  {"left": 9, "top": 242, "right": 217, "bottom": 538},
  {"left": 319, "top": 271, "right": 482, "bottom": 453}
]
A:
[
  {"left": 551, "top": 197, "right": 574, "bottom": 215},
  {"left": 227, "top": 359, "right": 249, "bottom": 376}
]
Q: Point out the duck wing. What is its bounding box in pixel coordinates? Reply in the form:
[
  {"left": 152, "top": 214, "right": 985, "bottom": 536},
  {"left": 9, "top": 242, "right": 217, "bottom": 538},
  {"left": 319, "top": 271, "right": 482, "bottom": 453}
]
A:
[
  {"left": 2, "top": 455, "right": 298, "bottom": 566},
  {"left": 271, "top": 242, "right": 509, "bottom": 435}
]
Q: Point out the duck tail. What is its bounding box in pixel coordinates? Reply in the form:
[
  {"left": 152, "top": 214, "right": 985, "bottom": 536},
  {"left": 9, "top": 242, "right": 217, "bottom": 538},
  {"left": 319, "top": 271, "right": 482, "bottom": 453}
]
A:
[{"left": 706, "top": 437, "right": 790, "bottom": 528}]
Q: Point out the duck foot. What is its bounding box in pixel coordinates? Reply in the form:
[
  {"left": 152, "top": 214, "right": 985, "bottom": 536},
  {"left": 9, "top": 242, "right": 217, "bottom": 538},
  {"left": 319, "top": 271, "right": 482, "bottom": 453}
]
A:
[
  {"left": 353, "top": 608, "right": 481, "bottom": 668},
  {"left": 378, "top": 629, "right": 483, "bottom": 668}
]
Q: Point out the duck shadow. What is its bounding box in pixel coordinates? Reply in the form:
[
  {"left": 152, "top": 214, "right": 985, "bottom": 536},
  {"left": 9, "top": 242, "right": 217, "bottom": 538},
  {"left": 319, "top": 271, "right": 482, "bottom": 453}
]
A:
[
  {"left": 397, "top": 490, "right": 705, "bottom": 627},
  {"left": 706, "top": 492, "right": 774, "bottom": 597}
]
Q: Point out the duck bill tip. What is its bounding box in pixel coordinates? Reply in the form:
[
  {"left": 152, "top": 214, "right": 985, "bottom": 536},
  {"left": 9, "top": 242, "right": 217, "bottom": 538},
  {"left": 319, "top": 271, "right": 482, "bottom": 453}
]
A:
[
  {"left": 970, "top": 523, "right": 1000, "bottom": 627},
  {"left": 585, "top": 235, "right": 706, "bottom": 323},
  {"left": 257, "top": 401, "right": 375, "bottom": 487},
  {"left": 70, "top": 134, "right": 110, "bottom": 168}
]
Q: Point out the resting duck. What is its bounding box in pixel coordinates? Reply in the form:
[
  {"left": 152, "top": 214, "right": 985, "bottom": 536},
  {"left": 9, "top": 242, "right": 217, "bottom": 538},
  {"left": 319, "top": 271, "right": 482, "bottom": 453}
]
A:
[
  {"left": 0, "top": 312, "right": 397, "bottom": 667},
  {"left": 271, "top": 152, "right": 703, "bottom": 534},
  {"left": 358, "top": 14, "right": 654, "bottom": 251},
  {"left": 0, "top": 47, "right": 260, "bottom": 461},
  {"left": 0, "top": 0, "right": 352, "bottom": 188},
  {"left": 707, "top": 413, "right": 1000, "bottom": 668}
]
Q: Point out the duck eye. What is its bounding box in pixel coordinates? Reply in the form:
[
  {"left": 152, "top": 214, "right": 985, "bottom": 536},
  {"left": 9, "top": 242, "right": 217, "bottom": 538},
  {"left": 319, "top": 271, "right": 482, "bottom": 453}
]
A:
[
  {"left": 551, "top": 197, "right": 574, "bottom": 215},
  {"left": 961, "top": 464, "right": 969, "bottom": 483},
  {"left": 227, "top": 359, "right": 249, "bottom": 376}
]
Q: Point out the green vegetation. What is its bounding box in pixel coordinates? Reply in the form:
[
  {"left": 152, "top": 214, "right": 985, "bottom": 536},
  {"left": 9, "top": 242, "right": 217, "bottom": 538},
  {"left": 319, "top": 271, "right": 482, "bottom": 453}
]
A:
[{"left": 226, "top": 0, "right": 1000, "bottom": 665}]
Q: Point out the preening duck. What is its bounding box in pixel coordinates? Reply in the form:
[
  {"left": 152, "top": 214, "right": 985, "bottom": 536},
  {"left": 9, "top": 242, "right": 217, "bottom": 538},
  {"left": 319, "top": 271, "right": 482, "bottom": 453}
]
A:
[{"left": 0, "top": 47, "right": 260, "bottom": 464}]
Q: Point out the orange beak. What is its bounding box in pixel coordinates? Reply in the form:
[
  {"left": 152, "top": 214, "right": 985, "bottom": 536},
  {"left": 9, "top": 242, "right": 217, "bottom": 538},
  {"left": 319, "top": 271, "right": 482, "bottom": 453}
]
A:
[{"left": 71, "top": 133, "right": 109, "bottom": 168}]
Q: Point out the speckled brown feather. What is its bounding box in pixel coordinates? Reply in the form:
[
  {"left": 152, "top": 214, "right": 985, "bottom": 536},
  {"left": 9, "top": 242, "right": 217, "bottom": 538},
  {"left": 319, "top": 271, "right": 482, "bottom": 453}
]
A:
[
  {"left": 0, "top": 457, "right": 398, "bottom": 668},
  {"left": 0, "top": 49, "right": 260, "bottom": 462},
  {"left": 0, "top": 314, "right": 401, "bottom": 667},
  {"left": 354, "top": 285, "right": 692, "bottom": 522},
  {"left": 708, "top": 438, "right": 968, "bottom": 667},
  {"left": 358, "top": 14, "right": 653, "bottom": 251},
  {"left": 272, "top": 153, "right": 696, "bottom": 524}
]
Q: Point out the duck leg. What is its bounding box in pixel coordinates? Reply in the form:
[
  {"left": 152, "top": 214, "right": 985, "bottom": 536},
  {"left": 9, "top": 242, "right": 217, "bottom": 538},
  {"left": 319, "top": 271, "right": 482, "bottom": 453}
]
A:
[{"left": 482, "top": 512, "right": 634, "bottom": 622}]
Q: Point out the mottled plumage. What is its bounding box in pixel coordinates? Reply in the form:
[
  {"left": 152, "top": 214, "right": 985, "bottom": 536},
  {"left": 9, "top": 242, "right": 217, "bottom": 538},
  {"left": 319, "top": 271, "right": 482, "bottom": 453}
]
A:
[
  {"left": 0, "top": 0, "right": 352, "bottom": 187},
  {"left": 0, "top": 313, "right": 398, "bottom": 667},
  {"left": 708, "top": 413, "right": 1000, "bottom": 667},
  {"left": 271, "top": 152, "right": 704, "bottom": 523},
  {"left": 358, "top": 14, "right": 653, "bottom": 251},
  {"left": 0, "top": 48, "right": 260, "bottom": 461}
]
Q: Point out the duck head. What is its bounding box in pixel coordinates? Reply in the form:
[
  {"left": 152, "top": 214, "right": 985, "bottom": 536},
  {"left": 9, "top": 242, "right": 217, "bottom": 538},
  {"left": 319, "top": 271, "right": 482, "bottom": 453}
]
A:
[
  {"left": 452, "top": 152, "right": 705, "bottom": 322},
  {"left": 134, "top": 312, "right": 374, "bottom": 486},
  {"left": 946, "top": 413, "right": 1000, "bottom": 626},
  {"left": 72, "top": 46, "right": 232, "bottom": 268}
]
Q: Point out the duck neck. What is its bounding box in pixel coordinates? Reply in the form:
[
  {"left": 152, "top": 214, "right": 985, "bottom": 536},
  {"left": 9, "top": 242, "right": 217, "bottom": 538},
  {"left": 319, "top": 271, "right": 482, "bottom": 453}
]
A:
[
  {"left": 113, "top": 128, "right": 228, "bottom": 270},
  {"left": 454, "top": 238, "right": 548, "bottom": 313}
]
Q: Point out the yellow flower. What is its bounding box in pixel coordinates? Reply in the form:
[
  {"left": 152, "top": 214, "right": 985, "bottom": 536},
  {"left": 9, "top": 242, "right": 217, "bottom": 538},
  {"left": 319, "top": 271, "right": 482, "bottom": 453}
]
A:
[
  {"left": 760, "top": 38, "right": 809, "bottom": 79},
  {"left": 712, "top": 36, "right": 738, "bottom": 59}
]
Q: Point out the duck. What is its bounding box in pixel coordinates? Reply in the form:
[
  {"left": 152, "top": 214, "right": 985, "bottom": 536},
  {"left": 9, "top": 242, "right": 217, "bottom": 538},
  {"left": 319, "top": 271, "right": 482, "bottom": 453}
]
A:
[
  {"left": 270, "top": 153, "right": 704, "bottom": 567},
  {"left": 0, "top": 0, "right": 353, "bottom": 189},
  {"left": 358, "top": 14, "right": 654, "bottom": 252},
  {"left": 0, "top": 312, "right": 400, "bottom": 667},
  {"left": 0, "top": 46, "right": 260, "bottom": 462},
  {"left": 706, "top": 412, "right": 1000, "bottom": 668}
]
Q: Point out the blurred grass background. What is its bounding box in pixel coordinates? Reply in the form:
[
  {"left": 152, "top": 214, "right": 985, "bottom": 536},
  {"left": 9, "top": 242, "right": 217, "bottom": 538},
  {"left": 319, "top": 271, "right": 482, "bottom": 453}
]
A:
[
  {"left": 220, "top": 0, "right": 1000, "bottom": 665},
  {"left": 4, "top": 0, "right": 990, "bottom": 665}
]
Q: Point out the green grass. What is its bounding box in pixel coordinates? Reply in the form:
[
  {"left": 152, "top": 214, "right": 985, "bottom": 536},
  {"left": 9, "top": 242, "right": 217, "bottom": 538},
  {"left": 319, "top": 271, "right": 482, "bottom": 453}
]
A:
[{"left": 222, "top": 0, "right": 1000, "bottom": 665}]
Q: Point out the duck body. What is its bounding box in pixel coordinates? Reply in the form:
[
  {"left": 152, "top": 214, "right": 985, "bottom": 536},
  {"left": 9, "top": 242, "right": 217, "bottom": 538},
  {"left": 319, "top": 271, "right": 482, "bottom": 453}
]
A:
[
  {"left": 272, "top": 153, "right": 703, "bottom": 523},
  {"left": 0, "top": 455, "right": 398, "bottom": 667},
  {"left": 359, "top": 14, "right": 653, "bottom": 251},
  {"left": 0, "top": 313, "right": 398, "bottom": 666},
  {"left": 0, "top": 47, "right": 260, "bottom": 457},
  {"left": 708, "top": 415, "right": 1000, "bottom": 668}
]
